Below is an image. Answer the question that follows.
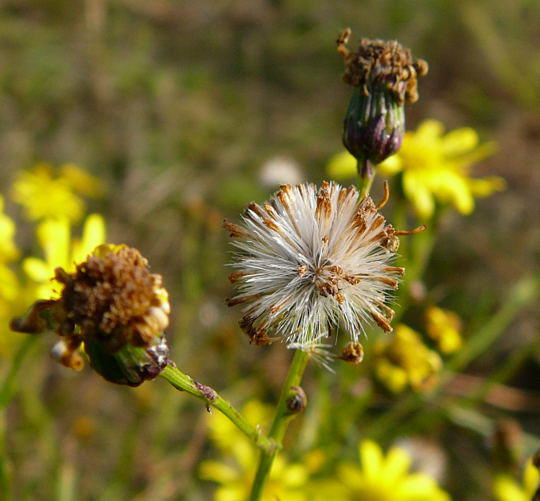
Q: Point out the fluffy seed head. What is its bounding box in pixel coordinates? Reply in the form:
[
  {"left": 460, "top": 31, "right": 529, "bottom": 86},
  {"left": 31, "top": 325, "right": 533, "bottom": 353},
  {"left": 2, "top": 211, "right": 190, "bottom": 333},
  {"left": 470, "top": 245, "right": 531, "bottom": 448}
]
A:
[{"left": 225, "top": 182, "right": 404, "bottom": 349}]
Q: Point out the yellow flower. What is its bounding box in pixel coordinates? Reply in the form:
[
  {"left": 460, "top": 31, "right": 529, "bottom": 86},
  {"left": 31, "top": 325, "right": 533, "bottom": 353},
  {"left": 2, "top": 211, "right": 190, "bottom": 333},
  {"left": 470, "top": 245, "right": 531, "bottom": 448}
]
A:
[
  {"left": 374, "top": 324, "right": 442, "bottom": 393},
  {"left": 339, "top": 440, "right": 451, "bottom": 501},
  {"left": 0, "top": 264, "right": 24, "bottom": 356},
  {"left": 12, "top": 163, "right": 103, "bottom": 222},
  {"left": 425, "top": 306, "right": 463, "bottom": 354},
  {"left": 0, "top": 195, "right": 19, "bottom": 263},
  {"left": 23, "top": 214, "right": 106, "bottom": 299},
  {"left": 326, "top": 120, "right": 504, "bottom": 220},
  {"left": 494, "top": 458, "right": 539, "bottom": 501},
  {"left": 0, "top": 200, "right": 24, "bottom": 356},
  {"left": 200, "top": 400, "right": 310, "bottom": 501}
]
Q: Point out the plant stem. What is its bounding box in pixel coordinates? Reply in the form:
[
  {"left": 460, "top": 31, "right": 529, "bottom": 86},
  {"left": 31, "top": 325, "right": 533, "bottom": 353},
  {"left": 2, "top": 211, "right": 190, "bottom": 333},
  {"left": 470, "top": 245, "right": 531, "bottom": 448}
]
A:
[
  {"left": 357, "top": 157, "right": 375, "bottom": 198},
  {"left": 160, "top": 364, "right": 275, "bottom": 454},
  {"left": 249, "top": 349, "right": 309, "bottom": 501}
]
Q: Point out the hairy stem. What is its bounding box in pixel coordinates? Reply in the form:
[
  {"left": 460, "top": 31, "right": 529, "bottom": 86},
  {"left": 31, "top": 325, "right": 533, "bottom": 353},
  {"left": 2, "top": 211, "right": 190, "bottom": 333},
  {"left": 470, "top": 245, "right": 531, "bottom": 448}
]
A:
[
  {"left": 249, "top": 349, "right": 309, "bottom": 501},
  {"left": 160, "top": 364, "right": 276, "bottom": 454}
]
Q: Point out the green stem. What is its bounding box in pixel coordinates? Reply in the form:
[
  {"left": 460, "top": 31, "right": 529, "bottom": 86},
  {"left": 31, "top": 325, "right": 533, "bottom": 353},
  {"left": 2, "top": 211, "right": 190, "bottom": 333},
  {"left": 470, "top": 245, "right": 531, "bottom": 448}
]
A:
[
  {"left": 160, "top": 364, "right": 275, "bottom": 454},
  {"left": 249, "top": 349, "right": 309, "bottom": 501},
  {"left": 357, "top": 158, "right": 375, "bottom": 198}
]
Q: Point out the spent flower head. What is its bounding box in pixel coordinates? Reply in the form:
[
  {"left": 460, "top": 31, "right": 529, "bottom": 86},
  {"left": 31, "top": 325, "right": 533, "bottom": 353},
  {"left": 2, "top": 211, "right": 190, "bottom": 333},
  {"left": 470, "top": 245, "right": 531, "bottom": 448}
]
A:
[
  {"left": 337, "top": 29, "right": 427, "bottom": 166},
  {"left": 225, "top": 181, "right": 422, "bottom": 355},
  {"left": 11, "top": 244, "right": 170, "bottom": 386}
]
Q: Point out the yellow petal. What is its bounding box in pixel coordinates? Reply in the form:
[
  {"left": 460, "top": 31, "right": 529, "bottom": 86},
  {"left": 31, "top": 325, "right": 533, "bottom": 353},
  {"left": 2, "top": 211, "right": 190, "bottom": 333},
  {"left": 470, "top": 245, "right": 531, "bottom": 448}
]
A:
[
  {"left": 376, "top": 360, "right": 408, "bottom": 393},
  {"left": 359, "top": 440, "right": 384, "bottom": 480},
  {"left": 72, "top": 214, "right": 106, "bottom": 264},
  {"left": 60, "top": 164, "right": 104, "bottom": 197},
  {"left": 326, "top": 151, "right": 357, "bottom": 180},
  {"left": 416, "top": 120, "right": 445, "bottom": 141},
  {"left": 523, "top": 459, "right": 540, "bottom": 495},
  {"left": 452, "top": 141, "right": 498, "bottom": 170},
  {"left": 494, "top": 475, "right": 528, "bottom": 501},
  {"left": 383, "top": 446, "right": 412, "bottom": 482},
  {"left": 199, "top": 460, "right": 239, "bottom": 484},
  {"left": 23, "top": 258, "right": 52, "bottom": 282},
  {"left": 402, "top": 172, "right": 435, "bottom": 220},
  {"left": 468, "top": 176, "right": 506, "bottom": 197},
  {"left": 338, "top": 463, "right": 365, "bottom": 489},
  {"left": 233, "top": 441, "right": 256, "bottom": 470},
  {"left": 215, "top": 486, "right": 248, "bottom": 501},
  {"left": 427, "top": 170, "right": 474, "bottom": 214},
  {"left": 0, "top": 265, "right": 19, "bottom": 301},
  {"left": 378, "top": 154, "right": 403, "bottom": 176},
  {"left": 277, "top": 463, "right": 308, "bottom": 487},
  {"left": 0, "top": 214, "right": 19, "bottom": 262},
  {"left": 398, "top": 472, "right": 449, "bottom": 500},
  {"left": 441, "top": 127, "right": 479, "bottom": 156},
  {"left": 37, "top": 218, "right": 70, "bottom": 270}
]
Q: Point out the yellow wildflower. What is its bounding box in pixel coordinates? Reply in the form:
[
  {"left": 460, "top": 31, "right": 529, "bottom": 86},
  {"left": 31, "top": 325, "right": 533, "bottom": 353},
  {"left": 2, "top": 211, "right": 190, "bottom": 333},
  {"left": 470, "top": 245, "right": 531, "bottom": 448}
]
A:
[
  {"left": 12, "top": 163, "right": 103, "bottom": 222},
  {"left": 425, "top": 306, "right": 463, "bottom": 354},
  {"left": 0, "top": 264, "right": 24, "bottom": 356},
  {"left": 494, "top": 458, "right": 539, "bottom": 501},
  {"left": 23, "top": 214, "right": 106, "bottom": 299},
  {"left": 0, "top": 195, "right": 19, "bottom": 262},
  {"left": 338, "top": 439, "right": 451, "bottom": 501},
  {"left": 374, "top": 324, "right": 442, "bottom": 393},
  {"left": 326, "top": 120, "right": 504, "bottom": 220},
  {"left": 200, "top": 400, "right": 310, "bottom": 501},
  {"left": 0, "top": 200, "right": 23, "bottom": 356}
]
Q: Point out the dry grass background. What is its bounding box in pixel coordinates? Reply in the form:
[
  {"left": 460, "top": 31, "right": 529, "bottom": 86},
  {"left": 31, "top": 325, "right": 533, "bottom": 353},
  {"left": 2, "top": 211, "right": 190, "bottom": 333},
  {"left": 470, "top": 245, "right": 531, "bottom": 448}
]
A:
[{"left": 1, "top": 1, "right": 539, "bottom": 499}]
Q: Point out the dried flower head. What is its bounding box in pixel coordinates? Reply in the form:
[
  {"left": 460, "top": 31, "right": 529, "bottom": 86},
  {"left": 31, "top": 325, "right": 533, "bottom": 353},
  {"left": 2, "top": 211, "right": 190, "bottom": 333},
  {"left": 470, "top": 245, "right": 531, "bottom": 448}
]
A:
[
  {"left": 340, "top": 341, "right": 364, "bottom": 364},
  {"left": 337, "top": 29, "right": 428, "bottom": 166},
  {"left": 337, "top": 28, "right": 428, "bottom": 105},
  {"left": 11, "top": 244, "right": 170, "bottom": 386},
  {"left": 225, "top": 182, "right": 419, "bottom": 351}
]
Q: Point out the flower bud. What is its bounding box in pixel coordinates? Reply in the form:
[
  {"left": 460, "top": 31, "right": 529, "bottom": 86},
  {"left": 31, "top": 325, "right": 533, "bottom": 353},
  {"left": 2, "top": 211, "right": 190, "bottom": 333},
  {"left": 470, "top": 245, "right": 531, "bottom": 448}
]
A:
[
  {"left": 11, "top": 244, "right": 171, "bottom": 386},
  {"left": 339, "top": 341, "right": 364, "bottom": 364},
  {"left": 343, "top": 88, "right": 405, "bottom": 165},
  {"left": 337, "top": 29, "right": 427, "bottom": 165}
]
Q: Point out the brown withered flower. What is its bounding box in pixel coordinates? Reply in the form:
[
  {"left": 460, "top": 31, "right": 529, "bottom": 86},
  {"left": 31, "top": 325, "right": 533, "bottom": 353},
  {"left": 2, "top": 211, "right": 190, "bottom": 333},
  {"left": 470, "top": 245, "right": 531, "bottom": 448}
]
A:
[
  {"left": 337, "top": 28, "right": 428, "bottom": 168},
  {"left": 11, "top": 244, "right": 170, "bottom": 386}
]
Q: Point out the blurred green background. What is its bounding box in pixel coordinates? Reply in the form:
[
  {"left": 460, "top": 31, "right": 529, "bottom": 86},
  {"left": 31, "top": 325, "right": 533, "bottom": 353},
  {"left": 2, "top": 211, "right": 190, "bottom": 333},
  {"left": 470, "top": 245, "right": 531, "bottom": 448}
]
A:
[{"left": 1, "top": 1, "right": 539, "bottom": 499}]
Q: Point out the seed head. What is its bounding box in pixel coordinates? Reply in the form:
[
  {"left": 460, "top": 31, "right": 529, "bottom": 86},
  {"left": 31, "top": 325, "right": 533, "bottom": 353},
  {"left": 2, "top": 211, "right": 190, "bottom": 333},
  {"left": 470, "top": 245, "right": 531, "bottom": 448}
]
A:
[{"left": 225, "top": 182, "right": 408, "bottom": 353}]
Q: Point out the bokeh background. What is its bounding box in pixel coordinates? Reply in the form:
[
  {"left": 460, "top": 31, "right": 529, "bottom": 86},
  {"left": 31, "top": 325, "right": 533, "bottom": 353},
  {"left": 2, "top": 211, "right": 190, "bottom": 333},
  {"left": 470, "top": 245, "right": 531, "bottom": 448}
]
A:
[{"left": 1, "top": 1, "right": 539, "bottom": 499}]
